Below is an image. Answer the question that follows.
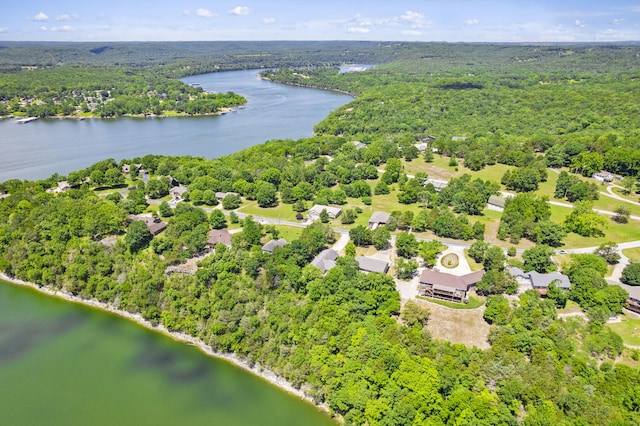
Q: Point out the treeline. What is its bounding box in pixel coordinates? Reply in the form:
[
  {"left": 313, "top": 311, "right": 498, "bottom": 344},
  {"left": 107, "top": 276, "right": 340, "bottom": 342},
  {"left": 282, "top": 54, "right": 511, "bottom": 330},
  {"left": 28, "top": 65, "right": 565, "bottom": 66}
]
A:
[{"left": 0, "top": 65, "right": 246, "bottom": 117}]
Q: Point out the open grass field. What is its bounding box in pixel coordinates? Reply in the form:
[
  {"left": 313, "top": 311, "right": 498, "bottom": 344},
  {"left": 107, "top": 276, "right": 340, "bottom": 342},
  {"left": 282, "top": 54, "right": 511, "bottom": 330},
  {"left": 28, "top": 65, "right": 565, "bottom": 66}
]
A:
[
  {"left": 607, "top": 315, "right": 640, "bottom": 347},
  {"left": 420, "top": 296, "right": 490, "bottom": 349}
]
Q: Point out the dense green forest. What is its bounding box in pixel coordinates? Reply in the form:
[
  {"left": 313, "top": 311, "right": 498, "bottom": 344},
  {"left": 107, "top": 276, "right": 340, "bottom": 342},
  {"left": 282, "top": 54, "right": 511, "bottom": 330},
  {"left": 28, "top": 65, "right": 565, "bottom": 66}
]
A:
[{"left": 1, "top": 42, "right": 640, "bottom": 425}]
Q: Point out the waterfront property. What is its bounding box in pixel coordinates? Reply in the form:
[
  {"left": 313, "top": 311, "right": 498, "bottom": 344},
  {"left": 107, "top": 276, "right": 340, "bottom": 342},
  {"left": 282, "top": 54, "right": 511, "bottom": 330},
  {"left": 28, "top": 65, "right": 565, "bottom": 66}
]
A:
[{"left": 419, "top": 269, "right": 485, "bottom": 303}]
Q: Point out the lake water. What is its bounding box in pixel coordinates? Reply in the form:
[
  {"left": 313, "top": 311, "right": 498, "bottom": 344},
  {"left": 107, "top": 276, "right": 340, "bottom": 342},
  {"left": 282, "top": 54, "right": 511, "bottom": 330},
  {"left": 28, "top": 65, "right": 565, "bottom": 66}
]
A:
[
  {"left": 0, "top": 69, "right": 349, "bottom": 424},
  {"left": 0, "top": 282, "right": 334, "bottom": 425},
  {"left": 0, "top": 69, "right": 352, "bottom": 182}
]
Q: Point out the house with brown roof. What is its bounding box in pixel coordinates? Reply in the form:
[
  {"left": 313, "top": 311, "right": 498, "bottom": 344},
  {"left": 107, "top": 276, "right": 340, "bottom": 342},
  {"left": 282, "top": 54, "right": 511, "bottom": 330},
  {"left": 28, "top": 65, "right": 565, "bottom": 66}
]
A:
[
  {"left": 206, "top": 229, "right": 232, "bottom": 249},
  {"left": 130, "top": 215, "right": 167, "bottom": 235},
  {"left": 419, "top": 269, "right": 485, "bottom": 303}
]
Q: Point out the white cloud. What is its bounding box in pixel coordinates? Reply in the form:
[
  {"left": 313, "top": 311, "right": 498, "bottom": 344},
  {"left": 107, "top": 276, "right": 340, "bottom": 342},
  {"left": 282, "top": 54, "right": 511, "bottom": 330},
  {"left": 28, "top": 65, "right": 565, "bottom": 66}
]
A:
[
  {"left": 612, "top": 18, "right": 624, "bottom": 25},
  {"left": 261, "top": 18, "right": 276, "bottom": 25},
  {"left": 51, "top": 26, "right": 74, "bottom": 32},
  {"left": 39, "top": 26, "right": 48, "bottom": 31},
  {"left": 30, "top": 12, "right": 49, "bottom": 21},
  {"left": 399, "top": 11, "right": 424, "bottom": 25},
  {"left": 230, "top": 6, "right": 251, "bottom": 16},
  {"left": 348, "top": 27, "right": 370, "bottom": 34},
  {"left": 465, "top": 19, "right": 479, "bottom": 26},
  {"left": 0, "top": 27, "right": 7, "bottom": 33},
  {"left": 56, "top": 14, "right": 78, "bottom": 21},
  {"left": 403, "top": 30, "right": 422, "bottom": 36},
  {"left": 196, "top": 8, "right": 217, "bottom": 18},
  {"left": 575, "top": 20, "right": 586, "bottom": 27}
]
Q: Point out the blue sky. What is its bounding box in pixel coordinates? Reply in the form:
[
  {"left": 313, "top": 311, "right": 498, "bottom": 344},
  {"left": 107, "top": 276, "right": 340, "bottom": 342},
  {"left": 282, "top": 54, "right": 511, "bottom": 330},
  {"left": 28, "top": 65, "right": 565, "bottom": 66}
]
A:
[{"left": 1, "top": 1, "right": 639, "bottom": 42}]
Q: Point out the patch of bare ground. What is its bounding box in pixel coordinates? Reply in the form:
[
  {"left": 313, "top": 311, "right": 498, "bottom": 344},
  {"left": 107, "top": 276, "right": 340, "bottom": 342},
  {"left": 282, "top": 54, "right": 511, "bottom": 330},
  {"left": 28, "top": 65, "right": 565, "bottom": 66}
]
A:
[{"left": 416, "top": 299, "right": 491, "bottom": 350}]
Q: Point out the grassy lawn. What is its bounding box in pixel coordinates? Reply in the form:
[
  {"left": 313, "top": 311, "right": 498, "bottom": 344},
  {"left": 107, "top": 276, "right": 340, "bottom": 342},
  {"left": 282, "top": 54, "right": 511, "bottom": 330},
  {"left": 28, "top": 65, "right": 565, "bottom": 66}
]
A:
[
  {"left": 270, "top": 225, "right": 304, "bottom": 242},
  {"left": 418, "top": 295, "right": 485, "bottom": 310},
  {"left": 557, "top": 300, "right": 583, "bottom": 314},
  {"left": 464, "top": 250, "right": 485, "bottom": 272},
  {"left": 623, "top": 247, "right": 640, "bottom": 263},
  {"left": 607, "top": 316, "right": 640, "bottom": 347},
  {"left": 611, "top": 186, "right": 640, "bottom": 203},
  {"left": 237, "top": 200, "right": 301, "bottom": 222}
]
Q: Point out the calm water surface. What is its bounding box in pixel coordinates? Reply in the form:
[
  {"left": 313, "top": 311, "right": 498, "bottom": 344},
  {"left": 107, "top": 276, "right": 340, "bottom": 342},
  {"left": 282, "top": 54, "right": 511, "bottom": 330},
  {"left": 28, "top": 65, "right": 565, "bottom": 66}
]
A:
[
  {"left": 0, "top": 69, "right": 352, "bottom": 182},
  {"left": 0, "top": 282, "right": 335, "bottom": 425}
]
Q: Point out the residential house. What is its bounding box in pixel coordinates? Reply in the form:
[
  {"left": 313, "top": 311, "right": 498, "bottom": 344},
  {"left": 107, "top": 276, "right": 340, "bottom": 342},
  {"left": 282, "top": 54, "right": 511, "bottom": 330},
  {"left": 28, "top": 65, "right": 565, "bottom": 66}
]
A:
[
  {"left": 487, "top": 195, "right": 506, "bottom": 211},
  {"left": 262, "top": 238, "right": 288, "bottom": 253},
  {"left": 419, "top": 269, "right": 485, "bottom": 303},
  {"left": 308, "top": 205, "right": 342, "bottom": 221},
  {"left": 616, "top": 283, "right": 640, "bottom": 314},
  {"left": 170, "top": 185, "right": 188, "bottom": 200},
  {"left": 352, "top": 141, "right": 367, "bottom": 149},
  {"left": 507, "top": 267, "right": 571, "bottom": 295},
  {"left": 424, "top": 179, "right": 448, "bottom": 192},
  {"left": 130, "top": 215, "right": 167, "bottom": 235},
  {"left": 311, "top": 249, "right": 339, "bottom": 273},
  {"left": 368, "top": 211, "right": 391, "bottom": 230},
  {"left": 355, "top": 256, "right": 389, "bottom": 274},
  {"left": 206, "top": 229, "right": 232, "bottom": 249},
  {"left": 414, "top": 142, "right": 429, "bottom": 153},
  {"left": 452, "top": 136, "right": 467, "bottom": 141},
  {"left": 593, "top": 171, "right": 614, "bottom": 183}
]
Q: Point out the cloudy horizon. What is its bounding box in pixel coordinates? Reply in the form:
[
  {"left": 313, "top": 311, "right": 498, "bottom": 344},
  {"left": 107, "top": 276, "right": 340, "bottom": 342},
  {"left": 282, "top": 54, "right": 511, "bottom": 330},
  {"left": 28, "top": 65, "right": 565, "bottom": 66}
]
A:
[{"left": 2, "top": 1, "right": 639, "bottom": 43}]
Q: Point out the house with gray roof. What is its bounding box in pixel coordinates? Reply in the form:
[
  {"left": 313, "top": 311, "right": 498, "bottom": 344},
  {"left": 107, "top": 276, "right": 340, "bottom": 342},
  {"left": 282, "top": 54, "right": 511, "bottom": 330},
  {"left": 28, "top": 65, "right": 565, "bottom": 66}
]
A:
[
  {"left": 419, "top": 269, "right": 485, "bottom": 303},
  {"left": 308, "top": 205, "right": 342, "bottom": 221},
  {"left": 311, "top": 249, "right": 338, "bottom": 273},
  {"left": 612, "top": 282, "right": 640, "bottom": 314},
  {"left": 507, "top": 267, "right": 571, "bottom": 295},
  {"left": 262, "top": 238, "right": 288, "bottom": 253},
  {"left": 355, "top": 256, "right": 390, "bottom": 274},
  {"left": 368, "top": 211, "right": 391, "bottom": 229}
]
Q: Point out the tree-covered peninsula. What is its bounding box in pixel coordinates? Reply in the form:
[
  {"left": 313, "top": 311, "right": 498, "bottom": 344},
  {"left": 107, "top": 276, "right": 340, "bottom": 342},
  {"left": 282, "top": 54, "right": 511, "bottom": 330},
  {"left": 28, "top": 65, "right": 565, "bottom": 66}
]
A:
[{"left": 1, "top": 42, "right": 640, "bottom": 425}]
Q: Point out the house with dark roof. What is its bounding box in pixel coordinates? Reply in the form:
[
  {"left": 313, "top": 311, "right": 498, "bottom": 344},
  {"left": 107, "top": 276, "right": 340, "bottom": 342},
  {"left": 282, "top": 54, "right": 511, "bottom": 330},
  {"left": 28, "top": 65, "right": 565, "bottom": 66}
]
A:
[
  {"left": 130, "top": 215, "right": 167, "bottom": 235},
  {"left": 206, "top": 229, "right": 232, "bottom": 249},
  {"left": 311, "top": 249, "right": 338, "bottom": 273},
  {"left": 368, "top": 211, "right": 391, "bottom": 230},
  {"left": 262, "top": 238, "right": 288, "bottom": 253},
  {"left": 355, "top": 256, "right": 389, "bottom": 274},
  {"left": 419, "top": 269, "right": 485, "bottom": 303}
]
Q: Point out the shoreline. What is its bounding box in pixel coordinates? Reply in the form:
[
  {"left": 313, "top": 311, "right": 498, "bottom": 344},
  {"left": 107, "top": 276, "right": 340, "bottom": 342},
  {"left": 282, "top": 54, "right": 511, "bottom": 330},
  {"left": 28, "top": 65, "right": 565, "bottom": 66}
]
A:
[
  {"left": 0, "top": 272, "right": 331, "bottom": 418},
  {"left": 4, "top": 108, "right": 236, "bottom": 121}
]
